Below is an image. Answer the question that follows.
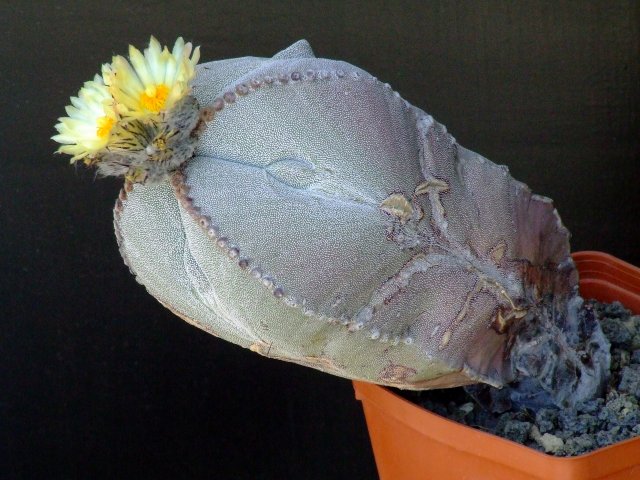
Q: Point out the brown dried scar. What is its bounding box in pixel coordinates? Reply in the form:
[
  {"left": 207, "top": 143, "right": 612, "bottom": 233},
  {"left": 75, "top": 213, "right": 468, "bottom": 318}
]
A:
[
  {"left": 490, "top": 241, "right": 507, "bottom": 262},
  {"left": 439, "top": 330, "right": 452, "bottom": 350},
  {"left": 415, "top": 177, "right": 449, "bottom": 195},
  {"left": 380, "top": 193, "right": 413, "bottom": 222}
]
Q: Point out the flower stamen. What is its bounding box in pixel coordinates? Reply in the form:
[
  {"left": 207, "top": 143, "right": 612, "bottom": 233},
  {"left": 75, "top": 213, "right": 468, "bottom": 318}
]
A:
[
  {"left": 140, "top": 84, "right": 170, "bottom": 112},
  {"left": 96, "top": 116, "right": 116, "bottom": 138}
]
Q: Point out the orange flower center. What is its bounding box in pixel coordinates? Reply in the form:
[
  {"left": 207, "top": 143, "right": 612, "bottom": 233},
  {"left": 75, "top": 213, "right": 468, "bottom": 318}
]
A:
[
  {"left": 140, "top": 84, "right": 170, "bottom": 112},
  {"left": 96, "top": 116, "right": 115, "bottom": 139}
]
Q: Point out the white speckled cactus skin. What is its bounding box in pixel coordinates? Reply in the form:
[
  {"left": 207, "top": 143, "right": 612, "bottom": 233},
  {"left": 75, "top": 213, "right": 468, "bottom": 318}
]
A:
[{"left": 113, "top": 40, "right": 608, "bottom": 398}]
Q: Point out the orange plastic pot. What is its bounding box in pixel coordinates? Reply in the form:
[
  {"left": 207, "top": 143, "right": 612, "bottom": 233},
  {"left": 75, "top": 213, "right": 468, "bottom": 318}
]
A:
[{"left": 354, "top": 251, "right": 640, "bottom": 480}]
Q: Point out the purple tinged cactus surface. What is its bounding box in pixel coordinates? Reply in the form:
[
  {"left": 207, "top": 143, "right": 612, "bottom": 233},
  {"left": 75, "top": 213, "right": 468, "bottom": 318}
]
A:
[{"left": 113, "top": 40, "right": 609, "bottom": 409}]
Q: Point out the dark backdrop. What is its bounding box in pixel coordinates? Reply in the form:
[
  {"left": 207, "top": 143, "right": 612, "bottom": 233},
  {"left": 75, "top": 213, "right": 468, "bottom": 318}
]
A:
[{"left": 2, "top": 1, "right": 638, "bottom": 479}]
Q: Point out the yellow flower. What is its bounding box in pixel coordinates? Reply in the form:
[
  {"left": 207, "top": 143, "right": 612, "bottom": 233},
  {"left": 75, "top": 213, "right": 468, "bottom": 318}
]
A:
[
  {"left": 52, "top": 75, "right": 117, "bottom": 163},
  {"left": 53, "top": 36, "right": 202, "bottom": 183},
  {"left": 103, "top": 36, "right": 200, "bottom": 118}
]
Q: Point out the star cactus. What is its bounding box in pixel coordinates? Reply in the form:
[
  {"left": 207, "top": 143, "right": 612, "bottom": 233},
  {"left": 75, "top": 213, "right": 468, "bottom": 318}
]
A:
[{"left": 55, "top": 39, "right": 611, "bottom": 409}]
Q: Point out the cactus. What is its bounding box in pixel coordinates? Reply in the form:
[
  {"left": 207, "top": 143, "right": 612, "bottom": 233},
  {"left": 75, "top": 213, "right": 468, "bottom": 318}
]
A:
[{"left": 57, "top": 39, "right": 611, "bottom": 409}]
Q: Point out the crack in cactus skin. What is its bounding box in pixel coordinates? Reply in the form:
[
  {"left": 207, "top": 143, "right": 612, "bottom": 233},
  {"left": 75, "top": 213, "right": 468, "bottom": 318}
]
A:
[{"left": 114, "top": 40, "right": 610, "bottom": 405}]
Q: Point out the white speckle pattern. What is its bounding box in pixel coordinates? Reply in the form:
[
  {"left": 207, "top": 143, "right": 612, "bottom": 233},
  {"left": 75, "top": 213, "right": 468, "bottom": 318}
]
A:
[{"left": 114, "top": 40, "right": 576, "bottom": 391}]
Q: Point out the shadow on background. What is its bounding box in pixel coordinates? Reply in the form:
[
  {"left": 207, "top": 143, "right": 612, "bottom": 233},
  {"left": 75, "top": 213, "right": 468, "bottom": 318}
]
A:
[{"left": 1, "top": 1, "right": 638, "bottom": 479}]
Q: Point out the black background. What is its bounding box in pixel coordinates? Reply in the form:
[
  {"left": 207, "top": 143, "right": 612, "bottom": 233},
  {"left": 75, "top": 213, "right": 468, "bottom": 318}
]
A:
[{"left": 2, "top": 1, "right": 639, "bottom": 479}]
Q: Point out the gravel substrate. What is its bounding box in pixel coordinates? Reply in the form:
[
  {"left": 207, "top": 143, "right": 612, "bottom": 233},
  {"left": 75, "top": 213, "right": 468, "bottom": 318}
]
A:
[{"left": 399, "top": 300, "right": 640, "bottom": 456}]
